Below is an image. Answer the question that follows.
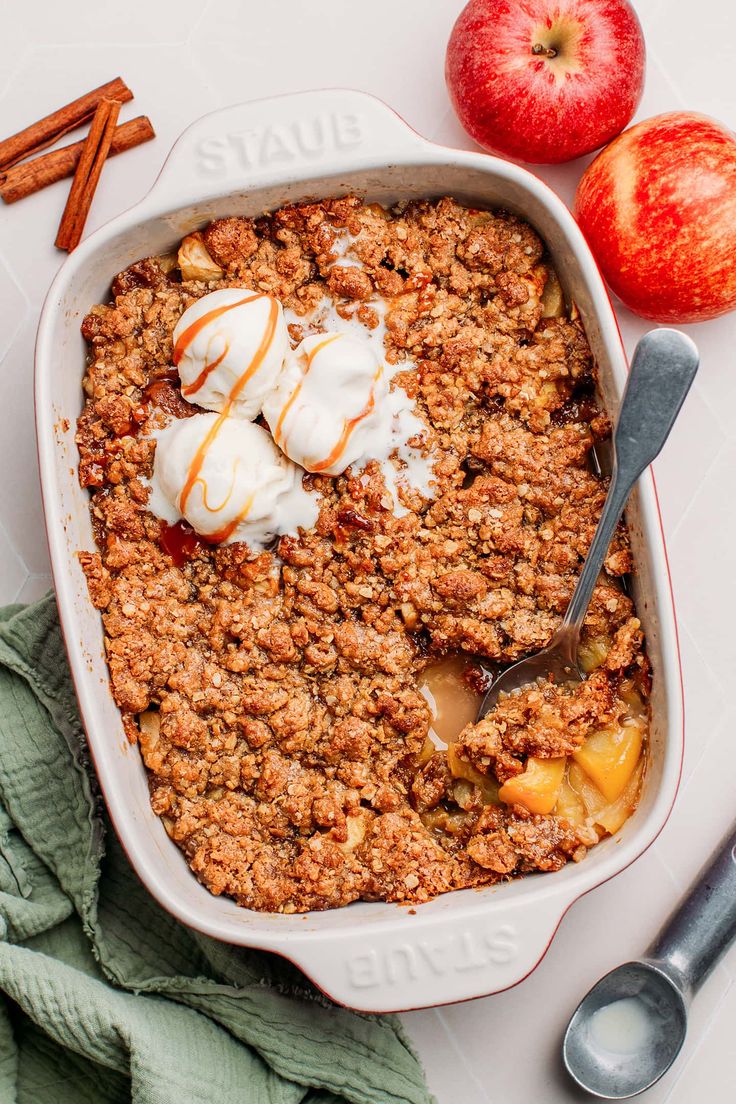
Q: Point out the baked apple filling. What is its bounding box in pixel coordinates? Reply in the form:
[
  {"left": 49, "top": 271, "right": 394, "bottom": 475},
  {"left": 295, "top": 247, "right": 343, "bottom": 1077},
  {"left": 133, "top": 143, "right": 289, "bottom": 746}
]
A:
[
  {"left": 77, "top": 194, "right": 649, "bottom": 912},
  {"left": 413, "top": 650, "right": 647, "bottom": 859}
]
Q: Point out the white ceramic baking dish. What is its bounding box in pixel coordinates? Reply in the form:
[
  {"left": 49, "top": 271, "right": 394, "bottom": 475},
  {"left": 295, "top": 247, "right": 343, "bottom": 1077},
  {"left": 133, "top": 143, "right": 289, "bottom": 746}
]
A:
[{"left": 35, "top": 89, "right": 683, "bottom": 1013}]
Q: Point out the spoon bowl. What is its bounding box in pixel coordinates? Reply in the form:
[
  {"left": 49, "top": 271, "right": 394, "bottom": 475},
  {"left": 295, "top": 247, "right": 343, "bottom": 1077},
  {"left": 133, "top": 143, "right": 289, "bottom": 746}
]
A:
[
  {"left": 477, "top": 635, "right": 581, "bottom": 718},
  {"left": 563, "top": 961, "right": 688, "bottom": 1099}
]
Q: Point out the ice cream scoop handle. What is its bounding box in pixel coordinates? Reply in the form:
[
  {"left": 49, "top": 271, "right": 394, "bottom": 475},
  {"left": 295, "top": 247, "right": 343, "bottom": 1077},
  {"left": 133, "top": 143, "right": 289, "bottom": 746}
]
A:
[{"left": 649, "top": 826, "right": 736, "bottom": 997}]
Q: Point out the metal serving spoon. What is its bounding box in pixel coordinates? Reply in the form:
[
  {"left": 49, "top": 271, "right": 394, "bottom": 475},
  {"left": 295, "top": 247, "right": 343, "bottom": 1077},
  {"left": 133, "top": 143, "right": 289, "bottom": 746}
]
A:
[
  {"left": 563, "top": 824, "right": 736, "bottom": 1098},
  {"left": 477, "top": 328, "right": 699, "bottom": 720}
]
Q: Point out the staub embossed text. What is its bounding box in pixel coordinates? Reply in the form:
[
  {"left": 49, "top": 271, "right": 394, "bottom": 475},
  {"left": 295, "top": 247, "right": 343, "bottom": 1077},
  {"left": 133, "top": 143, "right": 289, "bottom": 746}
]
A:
[
  {"left": 347, "top": 925, "right": 518, "bottom": 989},
  {"left": 194, "top": 112, "right": 363, "bottom": 177}
]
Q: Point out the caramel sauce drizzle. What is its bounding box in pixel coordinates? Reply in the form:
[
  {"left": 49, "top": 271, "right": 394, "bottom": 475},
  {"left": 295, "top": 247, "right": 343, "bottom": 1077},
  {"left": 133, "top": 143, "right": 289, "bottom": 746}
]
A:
[
  {"left": 273, "top": 333, "right": 342, "bottom": 447},
  {"left": 312, "top": 363, "right": 383, "bottom": 473},
  {"left": 178, "top": 415, "right": 224, "bottom": 515},
  {"left": 172, "top": 292, "right": 262, "bottom": 366},
  {"left": 181, "top": 343, "right": 229, "bottom": 397},
  {"left": 197, "top": 457, "right": 240, "bottom": 513},
  {"left": 205, "top": 492, "right": 255, "bottom": 544},
  {"left": 159, "top": 520, "right": 204, "bottom": 566},
  {"left": 176, "top": 296, "right": 279, "bottom": 538}
]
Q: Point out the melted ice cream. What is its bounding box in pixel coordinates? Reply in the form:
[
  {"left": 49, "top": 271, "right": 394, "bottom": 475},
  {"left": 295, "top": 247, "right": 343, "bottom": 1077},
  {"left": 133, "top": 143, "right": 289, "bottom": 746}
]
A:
[
  {"left": 172, "top": 287, "right": 288, "bottom": 420},
  {"left": 148, "top": 414, "right": 318, "bottom": 547}
]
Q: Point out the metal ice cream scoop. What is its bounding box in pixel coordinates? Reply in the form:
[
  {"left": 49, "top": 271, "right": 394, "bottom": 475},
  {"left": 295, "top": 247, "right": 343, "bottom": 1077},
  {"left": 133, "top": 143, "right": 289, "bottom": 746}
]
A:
[
  {"left": 563, "top": 824, "right": 736, "bottom": 1098},
  {"left": 477, "top": 328, "right": 699, "bottom": 719}
]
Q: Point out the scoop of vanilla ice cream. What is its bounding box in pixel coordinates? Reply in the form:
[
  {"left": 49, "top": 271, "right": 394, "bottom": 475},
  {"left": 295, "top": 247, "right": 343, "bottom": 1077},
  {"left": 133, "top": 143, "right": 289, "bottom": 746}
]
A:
[
  {"left": 148, "top": 413, "right": 318, "bottom": 547},
  {"left": 263, "top": 331, "right": 389, "bottom": 476},
  {"left": 172, "top": 288, "right": 289, "bottom": 420}
]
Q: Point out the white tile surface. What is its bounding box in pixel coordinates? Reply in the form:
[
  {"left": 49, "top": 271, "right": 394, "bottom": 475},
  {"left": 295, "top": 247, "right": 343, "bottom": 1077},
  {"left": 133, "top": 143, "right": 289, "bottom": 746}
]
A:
[
  {"left": 0, "top": 318, "right": 50, "bottom": 576},
  {"left": 12, "top": 0, "right": 205, "bottom": 45},
  {"left": 0, "top": 254, "right": 28, "bottom": 363},
  {"left": 0, "top": 520, "right": 27, "bottom": 602},
  {"left": 14, "top": 574, "right": 53, "bottom": 604},
  {"left": 0, "top": 1, "right": 734, "bottom": 1098}
]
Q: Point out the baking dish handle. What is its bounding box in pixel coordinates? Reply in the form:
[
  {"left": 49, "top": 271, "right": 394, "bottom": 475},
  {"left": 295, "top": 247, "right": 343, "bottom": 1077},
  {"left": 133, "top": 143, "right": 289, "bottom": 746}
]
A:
[
  {"left": 142, "top": 89, "right": 432, "bottom": 213},
  {"left": 284, "top": 888, "right": 571, "bottom": 1013}
]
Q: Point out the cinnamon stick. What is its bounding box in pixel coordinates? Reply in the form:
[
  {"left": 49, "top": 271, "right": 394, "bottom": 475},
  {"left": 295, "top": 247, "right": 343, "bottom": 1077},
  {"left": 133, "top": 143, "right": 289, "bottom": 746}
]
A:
[
  {"left": 0, "top": 77, "right": 132, "bottom": 172},
  {"left": 0, "top": 116, "right": 155, "bottom": 204},
  {"left": 55, "top": 99, "right": 121, "bottom": 252}
]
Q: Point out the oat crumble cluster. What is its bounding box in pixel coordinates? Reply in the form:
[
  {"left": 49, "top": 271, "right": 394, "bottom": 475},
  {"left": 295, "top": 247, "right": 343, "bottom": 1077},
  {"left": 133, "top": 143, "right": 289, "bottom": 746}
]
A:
[{"left": 77, "top": 195, "right": 650, "bottom": 913}]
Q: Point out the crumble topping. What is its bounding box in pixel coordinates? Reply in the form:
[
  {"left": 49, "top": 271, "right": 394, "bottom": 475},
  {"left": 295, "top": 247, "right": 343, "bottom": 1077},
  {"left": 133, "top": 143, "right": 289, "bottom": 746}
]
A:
[{"left": 77, "top": 195, "right": 649, "bottom": 912}]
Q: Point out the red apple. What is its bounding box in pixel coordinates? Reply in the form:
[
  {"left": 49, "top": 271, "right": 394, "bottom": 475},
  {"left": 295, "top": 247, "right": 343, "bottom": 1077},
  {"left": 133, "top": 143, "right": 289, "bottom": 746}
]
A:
[
  {"left": 445, "top": 0, "right": 645, "bottom": 164},
  {"left": 575, "top": 112, "right": 736, "bottom": 323}
]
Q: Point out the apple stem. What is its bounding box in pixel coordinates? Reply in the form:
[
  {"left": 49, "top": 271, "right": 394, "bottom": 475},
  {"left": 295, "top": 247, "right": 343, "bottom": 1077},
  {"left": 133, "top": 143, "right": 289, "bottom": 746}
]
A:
[{"left": 531, "top": 43, "right": 558, "bottom": 58}]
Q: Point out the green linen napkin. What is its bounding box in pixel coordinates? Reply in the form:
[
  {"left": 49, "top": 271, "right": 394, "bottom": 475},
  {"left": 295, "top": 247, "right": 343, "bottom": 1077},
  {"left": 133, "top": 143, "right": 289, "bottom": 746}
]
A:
[{"left": 0, "top": 596, "right": 432, "bottom": 1104}]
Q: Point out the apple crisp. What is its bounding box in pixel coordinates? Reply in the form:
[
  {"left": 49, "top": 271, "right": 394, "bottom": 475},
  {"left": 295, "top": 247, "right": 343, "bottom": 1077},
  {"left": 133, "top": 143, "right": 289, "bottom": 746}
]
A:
[{"left": 77, "top": 195, "right": 650, "bottom": 913}]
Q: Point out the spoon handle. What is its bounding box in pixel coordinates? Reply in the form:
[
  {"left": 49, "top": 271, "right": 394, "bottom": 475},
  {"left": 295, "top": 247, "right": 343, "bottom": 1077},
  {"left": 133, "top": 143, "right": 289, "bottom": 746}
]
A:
[
  {"left": 557, "top": 329, "right": 699, "bottom": 641},
  {"left": 649, "top": 826, "right": 736, "bottom": 997}
]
